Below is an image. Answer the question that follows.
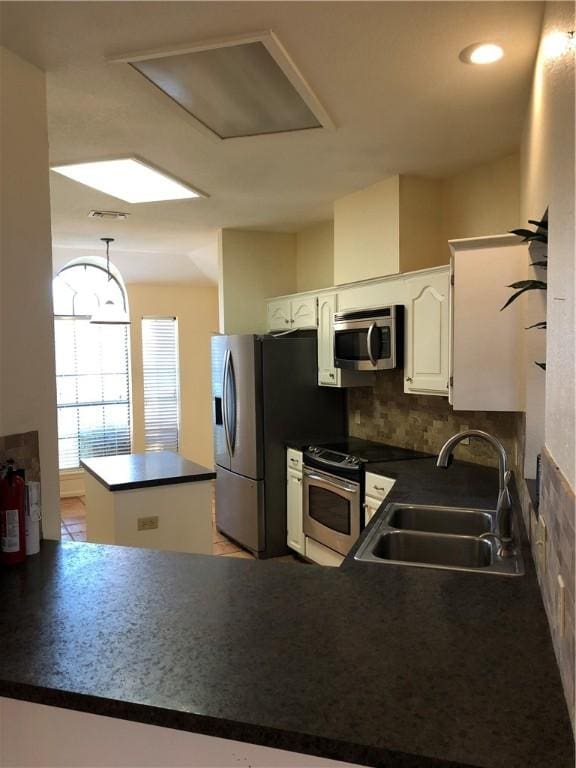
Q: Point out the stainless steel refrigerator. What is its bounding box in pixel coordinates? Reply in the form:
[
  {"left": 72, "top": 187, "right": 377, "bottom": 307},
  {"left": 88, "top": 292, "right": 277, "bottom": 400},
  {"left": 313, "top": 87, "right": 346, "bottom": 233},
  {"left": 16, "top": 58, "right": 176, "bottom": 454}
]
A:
[{"left": 211, "top": 333, "right": 346, "bottom": 558}]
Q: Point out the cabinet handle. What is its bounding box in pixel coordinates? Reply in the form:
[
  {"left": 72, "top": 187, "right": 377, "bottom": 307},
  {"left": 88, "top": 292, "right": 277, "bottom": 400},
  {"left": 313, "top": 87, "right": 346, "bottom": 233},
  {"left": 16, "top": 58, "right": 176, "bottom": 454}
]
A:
[
  {"left": 296, "top": 478, "right": 301, "bottom": 483},
  {"left": 329, "top": 372, "right": 335, "bottom": 379},
  {"left": 374, "top": 485, "right": 387, "bottom": 492},
  {"left": 290, "top": 458, "right": 299, "bottom": 464},
  {"left": 285, "top": 319, "right": 290, "bottom": 325},
  {"left": 405, "top": 376, "right": 412, "bottom": 383}
]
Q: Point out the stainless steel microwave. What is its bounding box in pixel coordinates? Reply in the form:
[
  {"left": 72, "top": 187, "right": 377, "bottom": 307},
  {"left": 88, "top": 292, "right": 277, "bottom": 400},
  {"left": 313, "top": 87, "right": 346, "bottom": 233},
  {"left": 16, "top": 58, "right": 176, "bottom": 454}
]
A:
[{"left": 333, "top": 305, "right": 403, "bottom": 371}]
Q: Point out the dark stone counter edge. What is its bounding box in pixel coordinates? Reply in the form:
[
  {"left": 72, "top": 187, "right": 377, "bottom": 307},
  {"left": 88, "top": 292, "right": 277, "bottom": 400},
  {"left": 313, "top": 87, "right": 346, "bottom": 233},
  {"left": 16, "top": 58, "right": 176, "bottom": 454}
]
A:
[
  {"left": 0, "top": 682, "right": 475, "bottom": 768},
  {"left": 81, "top": 462, "right": 216, "bottom": 492}
]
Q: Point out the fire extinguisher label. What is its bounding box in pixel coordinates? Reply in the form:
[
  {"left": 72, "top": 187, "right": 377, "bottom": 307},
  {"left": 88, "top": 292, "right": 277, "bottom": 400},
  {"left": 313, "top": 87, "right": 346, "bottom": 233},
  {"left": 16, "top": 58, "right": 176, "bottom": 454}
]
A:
[{"left": 1, "top": 509, "right": 20, "bottom": 553}]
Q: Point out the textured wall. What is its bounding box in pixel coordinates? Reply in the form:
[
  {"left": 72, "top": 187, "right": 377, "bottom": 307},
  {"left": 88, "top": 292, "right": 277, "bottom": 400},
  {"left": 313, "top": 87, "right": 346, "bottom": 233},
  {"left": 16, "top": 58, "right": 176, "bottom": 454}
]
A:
[
  {"left": 521, "top": 1, "right": 575, "bottom": 487},
  {"left": 348, "top": 370, "right": 520, "bottom": 468},
  {"left": 296, "top": 221, "right": 334, "bottom": 292},
  {"left": 516, "top": 449, "right": 575, "bottom": 727},
  {"left": 0, "top": 47, "right": 60, "bottom": 539}
]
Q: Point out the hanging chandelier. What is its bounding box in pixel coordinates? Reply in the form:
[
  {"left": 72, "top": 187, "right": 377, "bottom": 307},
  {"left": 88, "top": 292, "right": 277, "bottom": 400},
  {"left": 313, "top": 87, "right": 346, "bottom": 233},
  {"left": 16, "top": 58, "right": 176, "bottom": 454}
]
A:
[{"left": 90, "top": 237, "right": 130, "bottom": 325}]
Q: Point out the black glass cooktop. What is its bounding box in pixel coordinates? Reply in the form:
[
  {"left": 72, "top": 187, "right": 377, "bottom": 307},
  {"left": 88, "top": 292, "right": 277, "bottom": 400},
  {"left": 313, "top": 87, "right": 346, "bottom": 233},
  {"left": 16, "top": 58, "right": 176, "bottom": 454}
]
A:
[{"left": 305, "top": 438, "right": 431, "bottom": 465}]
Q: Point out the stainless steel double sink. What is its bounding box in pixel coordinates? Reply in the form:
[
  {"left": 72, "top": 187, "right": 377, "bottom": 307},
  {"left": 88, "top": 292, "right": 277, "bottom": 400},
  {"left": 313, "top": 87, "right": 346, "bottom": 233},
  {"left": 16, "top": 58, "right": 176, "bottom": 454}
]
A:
[{"left": 354, "top": 503, "right": 524, "bottom": 576}]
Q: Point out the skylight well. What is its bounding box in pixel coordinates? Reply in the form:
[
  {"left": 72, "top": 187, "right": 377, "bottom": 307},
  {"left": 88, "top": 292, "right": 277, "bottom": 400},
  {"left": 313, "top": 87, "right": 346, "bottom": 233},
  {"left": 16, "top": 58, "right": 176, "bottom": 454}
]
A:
[
  {"left": 51, "top": 158, "right": 203, "bottom": 204},
  {"left": 112, "top": 32, "right": 334, "bottom": 141}
]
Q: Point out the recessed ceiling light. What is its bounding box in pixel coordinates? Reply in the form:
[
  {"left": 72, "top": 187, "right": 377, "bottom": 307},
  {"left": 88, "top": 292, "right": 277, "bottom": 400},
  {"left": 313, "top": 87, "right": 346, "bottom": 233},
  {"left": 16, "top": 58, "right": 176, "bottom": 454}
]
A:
[
  {"left": 51, "top": 158, "right": 205, "bottom": 203},
  {"left": 459, "top": 43, "right": 504, "bottom": 65}
]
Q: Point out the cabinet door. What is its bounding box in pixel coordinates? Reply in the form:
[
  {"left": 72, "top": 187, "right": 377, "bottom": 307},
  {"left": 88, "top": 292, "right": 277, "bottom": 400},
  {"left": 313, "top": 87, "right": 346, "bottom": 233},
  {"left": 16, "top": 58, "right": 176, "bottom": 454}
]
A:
[
  {"left": 267, "top": 299, "right": 291, "bottom": 331},
  {"left": 364, "top": 495, "right": 381, "bottom": 526},
  {"left": 290, "top": 295, "right": 318, "bottom": 329},
  {"left": 405, "top": 270, "right": 450, "bottom": 396},
  {"left": 286, "top": 469, "right": 304, "bottom": 555},
  {"left": 317, "top": 293, "right": 340, "bottom": 386}
]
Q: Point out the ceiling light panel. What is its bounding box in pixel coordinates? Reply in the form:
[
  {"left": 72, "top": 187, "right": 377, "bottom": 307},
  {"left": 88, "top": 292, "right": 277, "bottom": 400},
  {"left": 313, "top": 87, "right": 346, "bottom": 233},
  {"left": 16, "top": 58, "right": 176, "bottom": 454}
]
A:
[
  {"left": 121, "top": 33, "right": 332, "bottom": 140},
  {"left": 51, "top": 158, "right": 202, "bottom": 203}
]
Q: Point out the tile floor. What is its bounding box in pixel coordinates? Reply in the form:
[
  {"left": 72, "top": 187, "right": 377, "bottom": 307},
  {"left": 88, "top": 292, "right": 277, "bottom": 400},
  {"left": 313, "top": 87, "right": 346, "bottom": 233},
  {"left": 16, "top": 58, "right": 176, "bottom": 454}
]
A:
[{"left": 60, "top": 497, "right": 299, "bottom": 562}]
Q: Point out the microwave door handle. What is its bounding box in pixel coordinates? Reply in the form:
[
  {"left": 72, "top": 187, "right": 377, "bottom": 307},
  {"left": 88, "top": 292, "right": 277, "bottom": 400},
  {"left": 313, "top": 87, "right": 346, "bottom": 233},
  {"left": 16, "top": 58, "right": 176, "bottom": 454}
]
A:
[{"left": 367, "top": 322, "right": 378, "bottom": 367}]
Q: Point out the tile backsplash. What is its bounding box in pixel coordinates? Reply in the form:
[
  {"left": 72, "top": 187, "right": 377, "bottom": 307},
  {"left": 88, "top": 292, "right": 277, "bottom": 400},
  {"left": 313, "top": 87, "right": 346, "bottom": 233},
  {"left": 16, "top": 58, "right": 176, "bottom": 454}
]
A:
[
  {"left": 0, "top": 430, "right": 41, "bottom": 482},
  {"left": 348, "top": 370, "right": 521, "bottom": 467}
]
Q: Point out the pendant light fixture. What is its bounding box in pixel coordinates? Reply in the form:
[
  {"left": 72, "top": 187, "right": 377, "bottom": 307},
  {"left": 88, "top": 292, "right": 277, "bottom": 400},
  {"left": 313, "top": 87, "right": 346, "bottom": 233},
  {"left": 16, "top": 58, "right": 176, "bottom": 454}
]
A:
[{"left": 90, "top": 237, "right": 131, "bottom": 325}]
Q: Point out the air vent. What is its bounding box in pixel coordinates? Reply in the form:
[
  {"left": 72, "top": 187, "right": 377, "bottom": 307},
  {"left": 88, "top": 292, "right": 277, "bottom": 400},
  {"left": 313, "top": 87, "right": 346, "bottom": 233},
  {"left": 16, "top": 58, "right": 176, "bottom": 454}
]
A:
[
  {"left": 88, "top": 210, "right": 130, "bottom": 220},
  {"left": 112, "top": 32, "right": 334, "bottom": 141}
]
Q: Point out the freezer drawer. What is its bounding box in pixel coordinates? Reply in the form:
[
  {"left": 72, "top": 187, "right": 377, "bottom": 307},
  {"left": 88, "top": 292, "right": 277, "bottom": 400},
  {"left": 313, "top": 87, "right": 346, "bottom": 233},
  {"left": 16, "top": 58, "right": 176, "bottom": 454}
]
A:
[{"left": 215, "top": 466, "right": 265, "bottom": 553}]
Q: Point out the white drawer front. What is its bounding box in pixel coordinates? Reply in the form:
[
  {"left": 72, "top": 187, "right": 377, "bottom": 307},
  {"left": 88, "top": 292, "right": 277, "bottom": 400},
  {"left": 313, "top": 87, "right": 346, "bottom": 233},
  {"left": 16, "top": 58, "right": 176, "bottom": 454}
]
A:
[
  {"left": 287, "top": 448, "right": 303, "bottom": 474},
  {"left": 305, "top": 537, "right": 343, "bottom": 567},
  {"left": 365, "top": 472, "right": 395, "bottom": 501}
]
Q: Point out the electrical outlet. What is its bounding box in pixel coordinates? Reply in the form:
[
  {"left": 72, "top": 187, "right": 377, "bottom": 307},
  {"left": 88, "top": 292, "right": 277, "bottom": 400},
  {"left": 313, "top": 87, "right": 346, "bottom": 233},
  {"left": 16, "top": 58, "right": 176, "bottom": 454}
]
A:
[
  {"left": 460, "top": 425, "right": 470, "bottom": 445},
  {"left": 557, "top": 575, "right": 566, "bottom": 637},
  {"left": 354, "top": 410, "right": 361, "bottom": 425},
  {"left": 137, "top": 516, "right": 159, "bottom": 531}
]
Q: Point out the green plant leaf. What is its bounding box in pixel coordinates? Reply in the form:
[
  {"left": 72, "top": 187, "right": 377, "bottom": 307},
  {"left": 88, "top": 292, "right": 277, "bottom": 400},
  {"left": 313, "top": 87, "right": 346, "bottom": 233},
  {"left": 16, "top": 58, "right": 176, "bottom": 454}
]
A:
[
  {"left": 509, "top": 228, "right": 547, "bottom": 243},
  {"left": 526, "top": 321, "right": 547, "bottom": 330},
  {"left": 501, "top": 281, "right": 547, "bottom": 310},
  {"left": 507, "top": 280, "right": 547, "bottom": 290},
  {"left": 535, "top": 361, "right": 546, "bottom": 370},
  {"left": 528, "top": 219, "right": 548, "bottom": 230}
]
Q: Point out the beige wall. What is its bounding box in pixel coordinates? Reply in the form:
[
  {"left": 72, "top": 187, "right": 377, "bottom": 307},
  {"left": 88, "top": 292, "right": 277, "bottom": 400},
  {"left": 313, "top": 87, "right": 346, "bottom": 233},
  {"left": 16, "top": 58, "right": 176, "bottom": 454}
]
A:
[
  {"left": 127, "top": 284, "right": 219, "bottom": 469},
  {"left": 218, "top": 229, "right": 297, "bottom": 333},
  {"left": 296, "top": 221, "right": 334, "bottom": 292},
  {"left": 0, "top": 47, "right": 60, "bottom": 539},
  {"left": 521, "top": 1, "right": 575, "bottom": 489},
  {"left": 441, "top": 153, "right": 521, "bottom": 257}
]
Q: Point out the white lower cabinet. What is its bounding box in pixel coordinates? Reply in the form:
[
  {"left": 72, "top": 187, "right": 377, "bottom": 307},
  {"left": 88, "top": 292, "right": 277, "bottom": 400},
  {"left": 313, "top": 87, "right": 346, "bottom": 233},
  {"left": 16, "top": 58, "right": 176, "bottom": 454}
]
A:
[
  {"left": 305, "top": 536, "right": 343, "bottom": 567},
  {"left": 286, "top": 450, "right": 304, "bottom": 555},
  {"left": 404, "top": 268, "right": 450, "bottom": 396},
  {"left": 364, "top": 472, "right": 395, "bottom": 526}
]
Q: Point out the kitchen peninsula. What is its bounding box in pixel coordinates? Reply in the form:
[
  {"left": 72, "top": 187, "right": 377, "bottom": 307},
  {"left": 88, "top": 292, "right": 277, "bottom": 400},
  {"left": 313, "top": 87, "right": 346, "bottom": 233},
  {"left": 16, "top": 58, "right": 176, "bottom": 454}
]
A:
[
  {"left": 81, "top": 451, "right": 215, "bottom": 554},
  {"left": 0, "top": 463, "right": 573, "bottom": 768}
]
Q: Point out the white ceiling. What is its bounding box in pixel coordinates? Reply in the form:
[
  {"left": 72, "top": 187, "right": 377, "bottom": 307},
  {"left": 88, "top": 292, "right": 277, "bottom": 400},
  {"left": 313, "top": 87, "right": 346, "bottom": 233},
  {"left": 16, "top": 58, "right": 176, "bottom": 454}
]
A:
[{"left": 0, "top": 1, "right": 543, "bottom": 283}]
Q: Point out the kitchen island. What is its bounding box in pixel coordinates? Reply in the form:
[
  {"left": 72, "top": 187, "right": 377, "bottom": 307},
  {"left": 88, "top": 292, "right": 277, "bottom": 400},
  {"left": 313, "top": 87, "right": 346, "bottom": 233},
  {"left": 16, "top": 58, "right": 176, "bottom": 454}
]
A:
[
  {"left": 0, "top": 462, "right": 573, "bottom": 768},
  {"left": 81, "top": 451, "right": 215, "bottom": 554}
]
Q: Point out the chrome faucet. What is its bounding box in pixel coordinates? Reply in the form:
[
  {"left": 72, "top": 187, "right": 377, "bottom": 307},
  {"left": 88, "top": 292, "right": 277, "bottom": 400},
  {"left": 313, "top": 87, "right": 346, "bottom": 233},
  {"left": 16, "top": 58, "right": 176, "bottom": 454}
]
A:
[{"left": 436, "top": 430, "right": 514, "bottom": 556}]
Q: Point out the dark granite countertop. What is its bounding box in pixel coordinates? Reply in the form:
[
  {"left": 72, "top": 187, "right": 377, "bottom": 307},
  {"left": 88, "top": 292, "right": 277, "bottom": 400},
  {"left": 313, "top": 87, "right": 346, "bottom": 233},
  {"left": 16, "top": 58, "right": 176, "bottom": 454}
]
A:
[
  {"left": 81, "top": 451, "right": 216, "bottom": 491},
  {"left": 0, "top": 462, "right": 573, "bottom": 768}
]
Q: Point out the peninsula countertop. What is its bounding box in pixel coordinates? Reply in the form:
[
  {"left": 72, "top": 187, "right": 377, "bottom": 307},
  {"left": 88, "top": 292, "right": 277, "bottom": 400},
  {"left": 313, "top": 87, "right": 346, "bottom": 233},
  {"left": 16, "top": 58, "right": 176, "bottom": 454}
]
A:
[
  {"left": 0, "top": 462, "right": 573, "bottom": 768},
  {"left": 80, "top": 451, "right": 216, "bottom": 491}
]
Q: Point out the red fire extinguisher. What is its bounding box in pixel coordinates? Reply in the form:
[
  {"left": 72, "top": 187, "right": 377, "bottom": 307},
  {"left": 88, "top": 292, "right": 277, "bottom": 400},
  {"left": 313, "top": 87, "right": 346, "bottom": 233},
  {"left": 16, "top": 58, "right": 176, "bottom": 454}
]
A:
[{"left": 0, "top": 462, "right": 26, "bottom": 566}]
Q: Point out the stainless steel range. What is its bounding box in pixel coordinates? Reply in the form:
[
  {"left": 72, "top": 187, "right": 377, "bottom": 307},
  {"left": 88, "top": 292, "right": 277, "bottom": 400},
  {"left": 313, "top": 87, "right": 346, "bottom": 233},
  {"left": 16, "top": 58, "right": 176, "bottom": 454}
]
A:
[{"left": 303, "top": 439, "right": 429, "bottom": 557}]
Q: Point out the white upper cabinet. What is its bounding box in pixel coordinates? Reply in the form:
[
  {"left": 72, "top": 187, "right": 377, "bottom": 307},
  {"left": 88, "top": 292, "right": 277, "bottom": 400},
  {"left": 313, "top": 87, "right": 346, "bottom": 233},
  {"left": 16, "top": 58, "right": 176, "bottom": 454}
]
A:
[
  {"left": 267, "top": 295, "right": 317, "bottom": 331},
  {"left": 290, "top": 295, "right": 318, "bottom": 329},
  {"left": 267, "top": 299, "right": 292, "bottom": 331},
  {"left": 334, "top": 175, "right": 445, "bottom": 285},
  {"left": 450, "top": 235, "right": 527, "bottom": 411},
  {"left": 404, "top": 268, "right": 450, "bottom": 396}
]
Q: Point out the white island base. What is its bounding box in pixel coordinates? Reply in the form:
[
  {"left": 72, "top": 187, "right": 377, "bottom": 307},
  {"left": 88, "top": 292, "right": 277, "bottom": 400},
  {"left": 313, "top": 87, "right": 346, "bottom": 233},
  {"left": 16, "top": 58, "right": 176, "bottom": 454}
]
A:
[{"left": 84, "top": 473, "right": 213, "bottom": 554}]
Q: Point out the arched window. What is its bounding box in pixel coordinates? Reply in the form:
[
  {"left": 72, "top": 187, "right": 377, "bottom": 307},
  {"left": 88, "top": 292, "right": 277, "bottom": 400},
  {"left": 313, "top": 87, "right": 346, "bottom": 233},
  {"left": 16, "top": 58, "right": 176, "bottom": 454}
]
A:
[{"left": 53, "top": 260, "right": 131, "bottom": 470}]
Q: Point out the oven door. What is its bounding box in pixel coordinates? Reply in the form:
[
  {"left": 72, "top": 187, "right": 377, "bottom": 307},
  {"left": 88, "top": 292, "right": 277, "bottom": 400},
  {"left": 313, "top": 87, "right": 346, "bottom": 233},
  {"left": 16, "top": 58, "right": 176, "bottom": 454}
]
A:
[
  {"left": 333, "top": 317, "right": 395, "bottom": 371},
  {"left": 303, "top": 467, "right": 361, "bottom": 556}
]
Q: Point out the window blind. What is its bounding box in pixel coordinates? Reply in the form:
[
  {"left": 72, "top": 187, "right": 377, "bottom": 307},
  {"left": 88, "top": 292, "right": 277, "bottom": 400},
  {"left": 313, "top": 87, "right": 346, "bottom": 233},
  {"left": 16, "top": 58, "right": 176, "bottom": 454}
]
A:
[
  {"left": 142, "top": 317, "right": 180, "bottom": 453},
  {"left": 55, "top": 318, "right": 131, "bottom": 470}
]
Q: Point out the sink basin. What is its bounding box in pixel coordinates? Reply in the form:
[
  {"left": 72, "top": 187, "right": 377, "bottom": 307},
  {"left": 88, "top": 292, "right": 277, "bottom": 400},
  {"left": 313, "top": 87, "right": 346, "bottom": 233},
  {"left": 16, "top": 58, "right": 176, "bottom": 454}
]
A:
[
  {"left": 354, "top": 502, "right": 525, "bottom": 576},
  {"left": 386, "top": 504, "right": 492, "bottom": 536},
  {"left": 371, "top": 530, "right": 493, "bottom": 569}
]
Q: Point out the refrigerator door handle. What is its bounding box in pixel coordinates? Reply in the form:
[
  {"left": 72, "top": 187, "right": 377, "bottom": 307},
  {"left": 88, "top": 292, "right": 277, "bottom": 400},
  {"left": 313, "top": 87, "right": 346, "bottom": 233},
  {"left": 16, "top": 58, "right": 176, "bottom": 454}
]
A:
[
  {"left": 222, "top": 349, "right": 232, "bottom": 459},
  {"left": 228, "top": 352, "right": 237, "bottom": 456}
]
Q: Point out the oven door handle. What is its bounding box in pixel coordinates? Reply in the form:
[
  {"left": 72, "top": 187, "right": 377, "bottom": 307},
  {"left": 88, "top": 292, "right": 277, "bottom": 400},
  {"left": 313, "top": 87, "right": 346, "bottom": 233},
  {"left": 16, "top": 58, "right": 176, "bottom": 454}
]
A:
[
  {"left": 367, "top": 322, "right": 378, "bottom": 368},
  {"left": 304, "top": 469, "right": 359, "bottom": 495}
]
